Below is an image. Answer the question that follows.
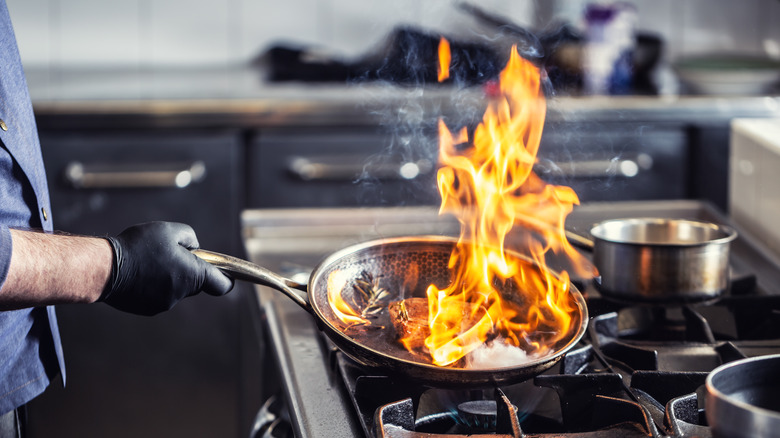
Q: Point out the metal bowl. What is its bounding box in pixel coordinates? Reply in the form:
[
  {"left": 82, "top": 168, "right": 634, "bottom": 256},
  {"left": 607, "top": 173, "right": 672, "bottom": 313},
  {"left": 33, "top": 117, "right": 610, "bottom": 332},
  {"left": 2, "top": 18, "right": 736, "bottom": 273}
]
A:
[{"left": 674, "top": 55, "right": 780, "bottom": 95}]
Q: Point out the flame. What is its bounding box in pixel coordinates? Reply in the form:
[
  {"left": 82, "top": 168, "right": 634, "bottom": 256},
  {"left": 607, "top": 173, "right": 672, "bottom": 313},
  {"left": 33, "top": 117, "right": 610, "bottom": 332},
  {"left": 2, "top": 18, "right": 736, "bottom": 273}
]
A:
[
  {"left": 327, "top": 270, "right": 366, "bottom": 326},
  {"left": 437, "top": 37, "right": 451, "bottom": 82},
  {"left": 413, "top": 41, "right": 595, "bottom": 366},
  {"left": 324, "top": 39, "right": 595, "bottom": 368}
]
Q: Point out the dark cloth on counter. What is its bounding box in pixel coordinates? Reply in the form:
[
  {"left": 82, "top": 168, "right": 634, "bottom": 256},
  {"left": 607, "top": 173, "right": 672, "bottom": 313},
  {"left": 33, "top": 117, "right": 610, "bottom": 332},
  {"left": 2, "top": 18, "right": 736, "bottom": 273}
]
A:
[
  {"left": 258, "top": 26, "right": 503, "bottom": 86},
  {"left": 0, "top": 0, "right": 65, "bottom": 415}
]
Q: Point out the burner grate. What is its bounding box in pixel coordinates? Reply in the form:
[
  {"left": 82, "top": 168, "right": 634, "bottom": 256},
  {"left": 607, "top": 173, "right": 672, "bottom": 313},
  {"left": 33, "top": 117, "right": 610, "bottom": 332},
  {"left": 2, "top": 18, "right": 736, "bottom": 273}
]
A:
[{"left": 334, "top": 293, "right": 780, "bottom": 437}]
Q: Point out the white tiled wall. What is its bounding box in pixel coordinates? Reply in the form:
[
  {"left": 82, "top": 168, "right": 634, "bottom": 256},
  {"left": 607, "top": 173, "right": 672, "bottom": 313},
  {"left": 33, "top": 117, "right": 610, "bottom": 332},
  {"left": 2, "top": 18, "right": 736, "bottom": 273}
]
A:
[
  {"left": 6, "top": 0, "right": 779, "bottom": 69},
  {"left": 6, "top": 0, "right": 534, "bottom": 68}
]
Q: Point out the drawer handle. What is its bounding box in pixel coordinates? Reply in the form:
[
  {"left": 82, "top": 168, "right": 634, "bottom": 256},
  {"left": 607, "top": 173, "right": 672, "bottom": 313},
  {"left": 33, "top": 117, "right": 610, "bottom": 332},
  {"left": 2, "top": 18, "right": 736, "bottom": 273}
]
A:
[
  {"left": 534, "top": 153, "right": 653, "bottom": 179},
  {"left": 289, "top": 153, "right": 650, "bottom": 182},
  {"left": 288, "top": 156, "right": 433, "bottom": 181},
  {"left": 64, "top": 161, "right": 206, "bottom": 189}
]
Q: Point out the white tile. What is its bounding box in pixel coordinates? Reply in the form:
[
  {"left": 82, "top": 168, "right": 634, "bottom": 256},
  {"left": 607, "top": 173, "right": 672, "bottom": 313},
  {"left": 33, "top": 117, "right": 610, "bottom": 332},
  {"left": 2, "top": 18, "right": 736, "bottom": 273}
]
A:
[
  {"left": 8, "top": 0, "right": 776, "bottom": 72},
  {"left": 7, "top": 0, "right": 52, "bottom": 66},
  {"left": 678, "top": 0, "right": 764, "bottom": 57},
  {"left": 57, "top": 0, "right": 143, "bottom": 66},
  {"left": 419, "top": 1, "right": 479, "bottom": 36},
  {"left": 503, "top": 0, "right": 538, "bottom": 28},
  {"left": 145, "top": 0, "right": 234, "bottom": 66},
  {"left": 239, "top": 0, "right": 321, "bottom": 62},
  {"left": 666, "top": 1, "right": 685, "bottom": 61},
  {"left": 630, "top": 0, "right": 673, "bottom": 36},
  {"left": 327, "top": 0, "right": 422, "bottom": 58},
  {"left": 454, "top": 0, "right": 536, "bottom": 32}
]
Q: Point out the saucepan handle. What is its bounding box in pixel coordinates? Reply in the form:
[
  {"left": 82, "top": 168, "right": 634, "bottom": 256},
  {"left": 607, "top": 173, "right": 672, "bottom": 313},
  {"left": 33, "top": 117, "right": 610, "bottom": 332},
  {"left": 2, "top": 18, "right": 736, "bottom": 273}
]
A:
[
  {"left": 192, "top": 249, "right": 311, "bottom": 311},
  {"left": 564, "top": 229, "right": 595, "bottom": 251}
]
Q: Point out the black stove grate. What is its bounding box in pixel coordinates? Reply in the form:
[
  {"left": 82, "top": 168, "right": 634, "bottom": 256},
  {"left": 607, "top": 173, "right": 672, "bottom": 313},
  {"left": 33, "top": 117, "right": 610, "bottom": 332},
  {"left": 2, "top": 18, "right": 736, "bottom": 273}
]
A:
[{"left": 333, "top": 287, "right": 780, "bottom": 438}]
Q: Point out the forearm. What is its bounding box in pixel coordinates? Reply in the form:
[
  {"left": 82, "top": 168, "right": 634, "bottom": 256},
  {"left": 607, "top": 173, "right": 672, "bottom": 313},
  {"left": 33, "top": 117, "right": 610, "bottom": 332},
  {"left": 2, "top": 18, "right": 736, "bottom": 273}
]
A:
[{"left": 1, "top": 229, "right": 112, "bottom": 309}]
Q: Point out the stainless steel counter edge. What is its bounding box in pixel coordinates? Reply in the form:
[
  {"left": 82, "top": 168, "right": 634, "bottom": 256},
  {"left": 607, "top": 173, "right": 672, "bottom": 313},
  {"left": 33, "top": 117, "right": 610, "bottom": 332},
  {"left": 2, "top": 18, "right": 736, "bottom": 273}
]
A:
[
  {"left": 258, "top": 287, "right": 364, "bottom": 437},
  {"left": 31, "top": 92, "right": 780, "bottom": 129}
]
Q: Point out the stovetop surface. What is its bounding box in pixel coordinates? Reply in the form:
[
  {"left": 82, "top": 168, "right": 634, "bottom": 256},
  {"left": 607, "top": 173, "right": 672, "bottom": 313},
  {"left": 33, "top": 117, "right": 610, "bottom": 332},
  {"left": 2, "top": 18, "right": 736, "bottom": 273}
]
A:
[{"left": 241, "top": 200, "right": 780, "bottom": 438}]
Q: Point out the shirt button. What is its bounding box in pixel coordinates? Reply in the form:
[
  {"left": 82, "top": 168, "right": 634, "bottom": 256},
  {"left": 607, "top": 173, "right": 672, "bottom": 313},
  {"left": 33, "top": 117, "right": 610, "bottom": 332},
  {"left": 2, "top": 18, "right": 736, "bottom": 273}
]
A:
[
  {"left": 0, "top": 120, "right": 7, "bottom": 131},
  {"left": 41, "top": 207, "right": 48, "bottom": 221}
]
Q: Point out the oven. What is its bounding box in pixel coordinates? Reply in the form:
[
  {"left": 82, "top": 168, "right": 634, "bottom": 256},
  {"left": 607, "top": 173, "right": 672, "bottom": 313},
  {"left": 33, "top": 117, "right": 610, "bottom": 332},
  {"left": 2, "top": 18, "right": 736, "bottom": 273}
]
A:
[{"left": 240, "top": 199, "right": 780, "bottom": 438}]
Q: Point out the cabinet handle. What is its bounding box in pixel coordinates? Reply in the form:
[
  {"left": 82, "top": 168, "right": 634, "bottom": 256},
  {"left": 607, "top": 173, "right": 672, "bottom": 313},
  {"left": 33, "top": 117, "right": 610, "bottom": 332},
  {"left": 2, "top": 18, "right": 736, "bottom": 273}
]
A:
[
  {"left": 534, "top": 153, "right": 653, "bottom": 179},
  {"left": 288, "top": 156, "right": 433, "bottom": 181},
  {"left": 287, "top": 153, "right": 652, "bottom": 182},
  {"left": 64, "top": 161, "right": 206, "bottom": 189}
]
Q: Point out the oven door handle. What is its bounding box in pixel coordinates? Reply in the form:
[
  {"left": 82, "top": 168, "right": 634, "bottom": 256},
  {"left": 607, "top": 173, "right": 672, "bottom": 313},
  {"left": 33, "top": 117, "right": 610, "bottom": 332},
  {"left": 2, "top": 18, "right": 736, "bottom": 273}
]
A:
[
  {"left": 64, "top": 160, "right": 206, "bottom": 189},
  {"left": 287, "top": 155, "right": 433, "bottom": 181},
  {"left": 288, "top": 153, "right": 651, "bottom": 181},
  {"left": 534, "top": 153, "right": 653, "bottom": 179}
]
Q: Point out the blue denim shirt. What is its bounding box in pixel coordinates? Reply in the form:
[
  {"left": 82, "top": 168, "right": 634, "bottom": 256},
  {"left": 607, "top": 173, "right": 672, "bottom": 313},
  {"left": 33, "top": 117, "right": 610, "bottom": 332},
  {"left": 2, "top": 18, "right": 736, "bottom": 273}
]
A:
[{"left": 0, "top": 0, "right": 66, "bottom": 414}]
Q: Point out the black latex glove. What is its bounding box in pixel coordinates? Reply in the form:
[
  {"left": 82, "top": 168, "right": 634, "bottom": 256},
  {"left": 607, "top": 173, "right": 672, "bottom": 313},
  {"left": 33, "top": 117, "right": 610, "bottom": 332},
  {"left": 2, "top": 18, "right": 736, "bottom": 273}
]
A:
[{"left": 100, "top": 222, "right": 234, "bottom": 316}]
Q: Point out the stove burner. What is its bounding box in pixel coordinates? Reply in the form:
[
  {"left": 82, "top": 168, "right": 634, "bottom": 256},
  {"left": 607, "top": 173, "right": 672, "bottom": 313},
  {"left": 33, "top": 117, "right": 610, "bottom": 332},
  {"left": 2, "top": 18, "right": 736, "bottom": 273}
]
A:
[
  {"left": 376, "top": 389, "right": 523, "bottom": 438},
  {"left": 458, "top": 400, "right": 497, "bottom": 430},
  {"left": 456, "top": 399, "right": 519, "bottom": 433}
]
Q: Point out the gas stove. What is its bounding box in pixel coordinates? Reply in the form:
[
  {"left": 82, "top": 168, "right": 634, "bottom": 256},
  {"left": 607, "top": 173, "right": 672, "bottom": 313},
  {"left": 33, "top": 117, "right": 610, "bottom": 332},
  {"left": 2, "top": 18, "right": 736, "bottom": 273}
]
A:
[{"left": 241, "top": 200, "right": 780, "bottom": 438}]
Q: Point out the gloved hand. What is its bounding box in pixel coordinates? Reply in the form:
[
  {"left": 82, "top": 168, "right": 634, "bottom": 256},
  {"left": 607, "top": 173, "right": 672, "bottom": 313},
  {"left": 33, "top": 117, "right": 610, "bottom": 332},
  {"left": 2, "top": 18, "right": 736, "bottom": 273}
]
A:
[{"left": 100, "top": 222, "right": 234, "bottom": 316}]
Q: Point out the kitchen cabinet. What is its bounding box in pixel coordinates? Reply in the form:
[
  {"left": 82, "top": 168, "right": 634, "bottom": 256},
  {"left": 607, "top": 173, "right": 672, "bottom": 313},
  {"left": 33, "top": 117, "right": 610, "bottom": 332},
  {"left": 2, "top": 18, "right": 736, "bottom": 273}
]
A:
[
  {"left": 247, "top": 121, "right": 689, "bottom": 209},
  {"left": 537, "top": 121, "right": 688, "bottom": 203},
  {"left": 248, "top": 127, "right": 441, "bottom": 207},
  {"left": 39, "top": 129, "right": 243, "bottom": 253},
  {"left": 27, "top": 129, "right": 249, "bottom": 438}
]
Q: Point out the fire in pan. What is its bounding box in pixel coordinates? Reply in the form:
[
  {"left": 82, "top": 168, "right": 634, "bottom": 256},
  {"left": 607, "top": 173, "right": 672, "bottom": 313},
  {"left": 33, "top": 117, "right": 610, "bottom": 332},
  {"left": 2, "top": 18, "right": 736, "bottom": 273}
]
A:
[
  {"left": 194, "top": 236, "right": 587, "bottom": 388},
  {"left": 194, "top": 36, "right": 596, "bottom": 388}
]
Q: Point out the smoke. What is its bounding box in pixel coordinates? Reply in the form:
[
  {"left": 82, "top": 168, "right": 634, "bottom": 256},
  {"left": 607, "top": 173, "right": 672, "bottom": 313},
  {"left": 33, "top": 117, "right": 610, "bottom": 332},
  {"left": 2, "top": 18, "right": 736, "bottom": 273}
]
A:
[
  {"left": 348, "top": 2, "right": 602, "bottom": 206},
  {"left": 352, "top": 87, "right": 442, "bottom": 207}
]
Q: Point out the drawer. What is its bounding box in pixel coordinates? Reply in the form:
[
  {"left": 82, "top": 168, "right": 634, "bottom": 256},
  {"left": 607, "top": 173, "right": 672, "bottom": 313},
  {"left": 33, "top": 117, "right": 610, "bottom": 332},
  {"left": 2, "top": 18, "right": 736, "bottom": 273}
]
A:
[
  {"left": 536, "top": 122, "right": 688, "bottom": 202},
  {"left": 35, "top": 129, "right": 246, "bottom": 438},
  {"left": 40, "top": 130, "right": 242, "bottom": 254},
  {"left": 248, "top": 128, "right": 440, "bottom": 207},
  {"left": 248, "top": 122, "right": 688, "bottom": 208}
]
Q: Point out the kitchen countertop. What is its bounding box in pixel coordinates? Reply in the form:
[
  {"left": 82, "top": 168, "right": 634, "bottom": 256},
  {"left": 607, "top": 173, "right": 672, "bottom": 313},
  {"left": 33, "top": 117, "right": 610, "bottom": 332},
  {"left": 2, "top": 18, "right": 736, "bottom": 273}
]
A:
[{"left": 25, "top": 65, "right": 780, "bottom": 129}]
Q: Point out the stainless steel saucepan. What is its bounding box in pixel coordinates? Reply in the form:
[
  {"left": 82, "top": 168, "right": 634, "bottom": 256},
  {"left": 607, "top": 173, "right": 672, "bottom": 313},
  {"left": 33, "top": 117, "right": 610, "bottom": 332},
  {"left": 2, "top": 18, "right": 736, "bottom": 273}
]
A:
[{"left": 567, "top": 218, "right": 737, "bottom": 303}]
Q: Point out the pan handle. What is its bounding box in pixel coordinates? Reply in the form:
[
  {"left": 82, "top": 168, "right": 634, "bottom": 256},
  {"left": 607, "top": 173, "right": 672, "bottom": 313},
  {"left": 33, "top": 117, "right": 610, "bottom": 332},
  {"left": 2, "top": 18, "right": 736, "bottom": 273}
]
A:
[
  {"left": 192, "top": 249, "right": 311, "bottom": 311},
  {"left": 564, "top": 229, "right": 595, "bottom": 251}
]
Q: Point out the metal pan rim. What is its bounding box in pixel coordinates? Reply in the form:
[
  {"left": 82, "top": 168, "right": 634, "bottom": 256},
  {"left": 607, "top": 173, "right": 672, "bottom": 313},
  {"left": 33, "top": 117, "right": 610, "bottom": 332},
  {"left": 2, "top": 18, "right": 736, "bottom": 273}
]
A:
[{"left": 307, "top": 235, "right": 589, "bottom": 375}]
